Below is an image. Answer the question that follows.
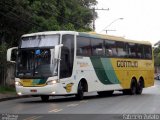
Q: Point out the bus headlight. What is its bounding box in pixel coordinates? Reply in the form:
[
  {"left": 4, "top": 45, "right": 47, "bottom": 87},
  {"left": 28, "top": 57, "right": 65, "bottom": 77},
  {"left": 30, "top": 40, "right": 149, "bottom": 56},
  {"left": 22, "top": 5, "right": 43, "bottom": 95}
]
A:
[
  {"left": 46, "top": 80, "right": 57, "bottom": 85},
  {"left": 15, "top": 81, "right": 23, "bottom": 86}
]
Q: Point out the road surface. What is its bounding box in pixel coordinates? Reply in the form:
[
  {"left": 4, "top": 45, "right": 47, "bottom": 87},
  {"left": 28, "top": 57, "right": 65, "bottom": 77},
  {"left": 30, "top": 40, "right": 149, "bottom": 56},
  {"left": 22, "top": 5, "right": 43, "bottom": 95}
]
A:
[{"left": 0, "top": 80, "right": 160, "bottom": 120}]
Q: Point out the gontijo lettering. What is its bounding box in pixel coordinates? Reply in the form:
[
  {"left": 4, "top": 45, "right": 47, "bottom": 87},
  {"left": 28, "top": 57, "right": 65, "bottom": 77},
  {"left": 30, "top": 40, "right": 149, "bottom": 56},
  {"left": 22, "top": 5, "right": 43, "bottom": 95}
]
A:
[{"left": 117, "top": 60, "right": 138, "bottom": 67}]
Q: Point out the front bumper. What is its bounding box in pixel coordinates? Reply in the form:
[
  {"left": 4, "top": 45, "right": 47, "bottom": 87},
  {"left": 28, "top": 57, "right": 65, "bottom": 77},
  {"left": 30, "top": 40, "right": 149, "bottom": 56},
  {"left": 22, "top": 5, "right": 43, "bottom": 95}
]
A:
[{"left": 16, "top": 83, "right": 68, "bottom": 96}]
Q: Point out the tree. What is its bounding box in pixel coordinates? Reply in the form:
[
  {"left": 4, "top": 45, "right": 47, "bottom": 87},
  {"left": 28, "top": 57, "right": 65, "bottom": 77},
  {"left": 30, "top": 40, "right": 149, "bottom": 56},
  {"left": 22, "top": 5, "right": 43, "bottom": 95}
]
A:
[
  {"left": 0, "top": 0, "right": 98, "bottom": 86},
  {"left": 0, "top": 0, "right": 34, "bottom": 46},
  {"left": 0, "top": 0, "right": 97, "bottom": 47},
  {"left": 154, "top": 46, "right": 160, "bottom": 66}
]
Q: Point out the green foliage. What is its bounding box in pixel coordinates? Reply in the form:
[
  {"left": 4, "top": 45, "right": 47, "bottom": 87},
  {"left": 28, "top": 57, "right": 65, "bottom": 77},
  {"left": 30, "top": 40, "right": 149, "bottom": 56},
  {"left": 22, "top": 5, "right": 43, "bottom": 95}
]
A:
[
  {"left": 0, "top": 86, "right": 16, "bottom": 93},
  {"left": 0, "top": 0, "right": 97, "bottom": 47},
  {"left": 0, "top": 43, "right": 7, "bottom": 64},
  {"left": 154, "top": 46, "right": 160, "bottom": 66}
]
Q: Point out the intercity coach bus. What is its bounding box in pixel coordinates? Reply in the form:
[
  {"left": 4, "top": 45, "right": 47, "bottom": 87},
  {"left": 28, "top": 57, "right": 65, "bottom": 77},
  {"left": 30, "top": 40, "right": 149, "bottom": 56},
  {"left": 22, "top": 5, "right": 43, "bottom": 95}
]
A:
[{"left": 7, "top": 31, "right": 154, "bottom": 101}]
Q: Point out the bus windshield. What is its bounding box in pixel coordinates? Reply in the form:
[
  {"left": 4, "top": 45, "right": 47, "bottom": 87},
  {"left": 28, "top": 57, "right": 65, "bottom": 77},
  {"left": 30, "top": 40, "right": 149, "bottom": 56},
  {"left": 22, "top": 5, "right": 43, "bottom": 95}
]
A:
[
  {"left": 16, "top": 34, "right": 59, "bottom": 78},
  {"left": 16, "top": 49, "right": 58, "bottom": 78},
  {"left": 21, "top": 34, "right": 59, "bottom": 48}
]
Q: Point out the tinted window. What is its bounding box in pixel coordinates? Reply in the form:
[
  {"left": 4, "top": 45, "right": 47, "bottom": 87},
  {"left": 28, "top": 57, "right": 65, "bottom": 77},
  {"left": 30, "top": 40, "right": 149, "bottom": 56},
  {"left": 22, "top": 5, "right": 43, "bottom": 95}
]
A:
[
  {"left": 116, "top": 41, "right": 128, "bottom": 57},
  {"left": 137, "top": 44, "right": 143, "bottom": 58},
  {"left": 105, "top": 40, "right": 117, "bottom": 57},
  {"left": 77, "top": 36, "right": 91, "bottom": 56},
  {"left": 128, "top": 43, "right": 136, "bottom": 58},
  {"left": 21, "top": 35, "right": 59, "bottom": 48},
  {"left": 60, "top": 35, "right": 74, "bottom": 78},
  {"left": 91, "top": 38, "right": 104, "bottom": 56},
  {"left": 144, "top": 45, "right": 152, "bottom": 59}
]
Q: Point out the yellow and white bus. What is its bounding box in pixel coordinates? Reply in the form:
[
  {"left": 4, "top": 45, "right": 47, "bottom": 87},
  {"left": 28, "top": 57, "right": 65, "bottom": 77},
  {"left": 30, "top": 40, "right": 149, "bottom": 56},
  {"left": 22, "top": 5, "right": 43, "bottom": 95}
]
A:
[{"left": 7, "top": 31, "right": 154, "bottom": 101}]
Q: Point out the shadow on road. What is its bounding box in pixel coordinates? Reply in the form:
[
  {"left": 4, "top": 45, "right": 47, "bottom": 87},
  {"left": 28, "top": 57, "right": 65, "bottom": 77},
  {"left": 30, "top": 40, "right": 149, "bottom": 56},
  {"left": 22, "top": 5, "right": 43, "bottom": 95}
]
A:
[
  {"left": 20, "top": 92, "right": 127, "bottom": 104},
  {"left": 20, "top": 90, "right": 157, "bottom": 104}
]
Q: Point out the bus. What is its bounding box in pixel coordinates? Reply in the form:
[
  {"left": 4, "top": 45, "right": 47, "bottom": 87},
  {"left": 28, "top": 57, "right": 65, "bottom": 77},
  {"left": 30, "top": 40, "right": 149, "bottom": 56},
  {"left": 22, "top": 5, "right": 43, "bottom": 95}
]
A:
[{"left": 7, "top": 31, "right": 154, "bottom": 101}]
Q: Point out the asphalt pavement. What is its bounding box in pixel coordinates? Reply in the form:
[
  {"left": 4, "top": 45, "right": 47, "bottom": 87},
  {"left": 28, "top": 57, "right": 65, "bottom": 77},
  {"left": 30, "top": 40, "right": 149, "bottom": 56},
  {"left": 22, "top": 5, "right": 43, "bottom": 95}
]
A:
[{"left": 0, "top": 80, "right": 160, "bottom": 120}]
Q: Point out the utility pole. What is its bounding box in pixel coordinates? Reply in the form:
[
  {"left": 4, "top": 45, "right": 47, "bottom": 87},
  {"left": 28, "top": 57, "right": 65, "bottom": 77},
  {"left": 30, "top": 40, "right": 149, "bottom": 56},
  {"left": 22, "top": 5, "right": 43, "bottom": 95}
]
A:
[{"left": 92, "top": 8, "right": 109, "bottom": 31}]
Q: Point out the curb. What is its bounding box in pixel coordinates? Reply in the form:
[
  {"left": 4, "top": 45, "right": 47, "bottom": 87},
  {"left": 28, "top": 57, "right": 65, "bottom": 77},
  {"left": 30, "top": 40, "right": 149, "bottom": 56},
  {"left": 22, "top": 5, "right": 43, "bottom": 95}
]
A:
[{"left": 0, "top": 95, "right": 30, "bottom": 102}]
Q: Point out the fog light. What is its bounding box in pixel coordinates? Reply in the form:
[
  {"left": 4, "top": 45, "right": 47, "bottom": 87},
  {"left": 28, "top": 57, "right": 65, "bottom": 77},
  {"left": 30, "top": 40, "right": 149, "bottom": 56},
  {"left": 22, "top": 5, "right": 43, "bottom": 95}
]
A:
[{"left": 17, "top": 92, "right": 22, "bottom": 95}]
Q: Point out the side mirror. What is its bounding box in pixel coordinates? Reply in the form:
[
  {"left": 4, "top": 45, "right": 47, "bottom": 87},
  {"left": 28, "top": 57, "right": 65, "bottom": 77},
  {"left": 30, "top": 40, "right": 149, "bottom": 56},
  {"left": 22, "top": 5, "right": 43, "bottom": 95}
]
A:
[
  {"left": 54, "top": 44, "right": 63, "bottom": 60},
  {"left": 7, "top": 47, "right": 18, "bottom": 63}
]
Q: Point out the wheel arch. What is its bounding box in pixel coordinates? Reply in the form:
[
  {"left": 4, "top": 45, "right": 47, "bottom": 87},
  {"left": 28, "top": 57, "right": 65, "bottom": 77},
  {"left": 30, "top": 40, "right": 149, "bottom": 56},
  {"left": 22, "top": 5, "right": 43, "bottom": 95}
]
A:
[{"left": 79, "top": 78, "right": 88, "bottom": 92}]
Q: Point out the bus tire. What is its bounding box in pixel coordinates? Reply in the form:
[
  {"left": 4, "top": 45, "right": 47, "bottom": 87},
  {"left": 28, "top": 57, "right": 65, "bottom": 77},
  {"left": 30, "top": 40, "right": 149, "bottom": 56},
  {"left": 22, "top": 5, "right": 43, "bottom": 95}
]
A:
[
  {"left": 123, "top": 79, "right": 137, "bottom": 95},
  {"left": 40, "top": 95, "right": 49, "bottom": 102},
  {"left": 130, "top": 79, "right": 137, "bottom": 95},
  {"left": 75, "top": 82, "right": 84, "bottom": 100},
  {"left": 136, "top": 79, "right": 144, "bottom": 95}
]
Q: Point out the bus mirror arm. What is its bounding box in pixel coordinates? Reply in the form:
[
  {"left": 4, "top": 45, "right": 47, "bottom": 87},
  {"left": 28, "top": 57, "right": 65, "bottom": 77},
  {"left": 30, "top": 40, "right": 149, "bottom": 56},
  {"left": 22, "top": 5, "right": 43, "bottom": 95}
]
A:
[{"left": 54, "top": 44, "right": 63, "bottom": 60}]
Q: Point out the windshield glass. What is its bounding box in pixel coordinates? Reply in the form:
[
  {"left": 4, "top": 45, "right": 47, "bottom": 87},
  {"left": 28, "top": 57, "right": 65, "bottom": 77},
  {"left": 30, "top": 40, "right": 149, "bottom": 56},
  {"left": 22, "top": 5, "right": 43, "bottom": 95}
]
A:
[
  {"left": 16, "top": 49, "right": 57, "bottom": 78},
  {"left": 17, "top": 34, "right": 59, "bottom": 78},
  {"left": 21, "top": 34, "right": 59, "bottom": 48}
]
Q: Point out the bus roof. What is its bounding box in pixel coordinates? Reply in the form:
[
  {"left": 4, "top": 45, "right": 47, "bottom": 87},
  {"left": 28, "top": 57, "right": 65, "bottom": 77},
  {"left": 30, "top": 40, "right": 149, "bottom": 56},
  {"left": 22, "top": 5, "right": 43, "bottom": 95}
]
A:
[
  {"left": 22, "top": 31, "right": 151, "bottom": 45},
  {"left": 22, "top": 31, "right": 78, "bottom": 37},
  {"left": 79, "top": 32, "right": 151, "bottom": 45}
]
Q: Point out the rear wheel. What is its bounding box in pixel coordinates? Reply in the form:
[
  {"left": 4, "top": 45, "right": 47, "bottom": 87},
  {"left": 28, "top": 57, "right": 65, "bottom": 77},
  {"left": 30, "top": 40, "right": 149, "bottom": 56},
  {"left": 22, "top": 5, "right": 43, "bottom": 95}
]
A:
[
  {"left": 130, "top": 81, "right": 137, "bottom": 95},
  {"left": 40, "top": 95, "right": 49, "bottom": 102},
  {"left": 136, "top": 80, "right": 144, "bottom": 94},
  {"left": 75, "top": 82, "right": 84, "bottom": 100},
  {"left": 123, "top": 79, "right": 137, "bottom": 95}
]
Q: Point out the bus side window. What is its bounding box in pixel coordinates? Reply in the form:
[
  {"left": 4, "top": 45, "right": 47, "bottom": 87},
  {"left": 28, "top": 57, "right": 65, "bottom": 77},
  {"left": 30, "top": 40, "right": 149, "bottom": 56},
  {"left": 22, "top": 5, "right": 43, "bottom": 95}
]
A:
[
  {"left": 105, "top": 40, "right": 116, "bottom": 57},
  {"left": 136, "top": 44, "right": 143, "bottom": 58},
  {"left": 116, "top": 41, "right": 128, "bottom": 57},
  {"left": 128, "top": 43, "right": 136, "bottom": 58},
  {"left": 144, "top": 45, "right": 152, "bottom": 59},
  {"left": 77, "top": 36, "right": 91, "bottom": 56},
  {"left": 91, "top": 38, "right": 104, "bottom": 56},
  {"left": 60, "top": 34, "right": 74, "bottom": 79},
  {"left": 106, "top": 49, "right": 113, "bottom": 56}
]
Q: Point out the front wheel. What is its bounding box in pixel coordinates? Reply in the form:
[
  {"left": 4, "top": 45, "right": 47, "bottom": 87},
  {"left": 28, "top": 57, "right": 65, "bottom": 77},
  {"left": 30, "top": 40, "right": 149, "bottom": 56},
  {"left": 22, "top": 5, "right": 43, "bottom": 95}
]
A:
[
  {"left": 75, "top": 82, "right": 84, "bottom": 100},
  {"left": 40, "top": 95, "right": 49, "bottom": 102}
]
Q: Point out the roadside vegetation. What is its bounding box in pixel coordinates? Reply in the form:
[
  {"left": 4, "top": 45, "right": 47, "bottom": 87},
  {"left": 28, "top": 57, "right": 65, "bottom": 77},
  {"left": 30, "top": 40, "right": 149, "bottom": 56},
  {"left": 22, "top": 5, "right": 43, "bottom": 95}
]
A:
[
  {"left": 0, "top": 0, "right": 97, "bottom": 86},
  {"left": 0, "top": 86, "right": 16, "bottom": 94},
  {"left": 154, "top": 45, "right": 160, "bottom": 66},
  {"left": 0, "top": 0, "right": 97, "bottom": 47}
]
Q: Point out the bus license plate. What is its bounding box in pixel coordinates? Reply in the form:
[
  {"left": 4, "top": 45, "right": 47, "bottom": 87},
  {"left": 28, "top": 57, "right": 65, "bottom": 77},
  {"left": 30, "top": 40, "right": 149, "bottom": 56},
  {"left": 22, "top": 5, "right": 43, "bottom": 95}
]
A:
[{"left": 30, "top": 89, "right": 37, "bottom": 92}]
